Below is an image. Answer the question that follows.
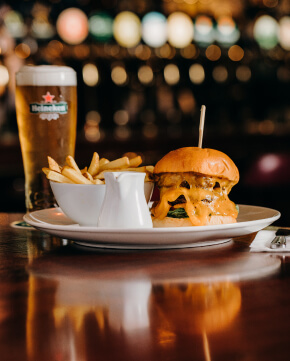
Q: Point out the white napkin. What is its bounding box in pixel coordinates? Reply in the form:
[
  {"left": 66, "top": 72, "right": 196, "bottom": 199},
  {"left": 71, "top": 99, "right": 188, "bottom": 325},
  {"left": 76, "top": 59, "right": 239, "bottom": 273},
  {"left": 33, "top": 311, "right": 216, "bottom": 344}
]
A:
[{"left": 250, "top": 229, "right": 290, "bottom": 252}]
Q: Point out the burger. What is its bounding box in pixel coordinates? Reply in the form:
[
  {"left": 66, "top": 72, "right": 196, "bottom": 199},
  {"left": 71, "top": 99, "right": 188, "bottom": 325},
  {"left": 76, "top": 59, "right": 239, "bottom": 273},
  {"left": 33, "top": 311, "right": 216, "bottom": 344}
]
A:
[
  {"left": 150, "top": 282, "right": 241, "bottom": 335},
  {"left": 151, "top": 147, "right": 239, "bottom": 227}
]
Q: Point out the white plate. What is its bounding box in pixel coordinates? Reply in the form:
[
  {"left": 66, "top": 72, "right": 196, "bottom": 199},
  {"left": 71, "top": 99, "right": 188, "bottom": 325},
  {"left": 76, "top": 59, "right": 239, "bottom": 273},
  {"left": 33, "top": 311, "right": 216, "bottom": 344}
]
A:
[{"left": 23, "top": 205, "right": 280, "bottom": 249}]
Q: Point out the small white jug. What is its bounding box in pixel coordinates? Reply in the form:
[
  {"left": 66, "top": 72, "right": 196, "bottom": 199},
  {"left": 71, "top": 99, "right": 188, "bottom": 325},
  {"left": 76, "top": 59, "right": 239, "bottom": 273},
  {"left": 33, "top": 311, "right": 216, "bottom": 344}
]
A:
[{"left": 97, "top": 172, "right": 153, "bottom": 229}]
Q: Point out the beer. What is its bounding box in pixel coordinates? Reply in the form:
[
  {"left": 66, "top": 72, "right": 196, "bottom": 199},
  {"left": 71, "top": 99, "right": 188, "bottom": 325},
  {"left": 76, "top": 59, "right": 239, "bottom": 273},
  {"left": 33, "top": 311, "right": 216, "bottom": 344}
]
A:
[{"left": 15, "top": 65, "right": 77, "bottom": 211}]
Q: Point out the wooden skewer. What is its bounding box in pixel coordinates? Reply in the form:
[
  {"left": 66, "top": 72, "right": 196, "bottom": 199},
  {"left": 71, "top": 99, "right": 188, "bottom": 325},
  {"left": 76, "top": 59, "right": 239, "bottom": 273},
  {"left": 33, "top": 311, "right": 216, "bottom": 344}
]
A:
[{"left": 198, "top": 105, "right": 206, "bottom": 148}]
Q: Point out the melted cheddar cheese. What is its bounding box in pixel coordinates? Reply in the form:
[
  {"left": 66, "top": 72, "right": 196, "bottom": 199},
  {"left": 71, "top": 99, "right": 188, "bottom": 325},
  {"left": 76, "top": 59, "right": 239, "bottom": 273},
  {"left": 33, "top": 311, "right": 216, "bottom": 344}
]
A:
[{"left": 151, "top": 172, "right": 238, "bottom": 226}]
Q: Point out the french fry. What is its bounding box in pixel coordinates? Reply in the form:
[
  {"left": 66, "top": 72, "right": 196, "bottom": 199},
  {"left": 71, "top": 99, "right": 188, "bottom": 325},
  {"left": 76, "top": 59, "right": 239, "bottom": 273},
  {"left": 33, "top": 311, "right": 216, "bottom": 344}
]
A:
[
  {"left": 66, "top": 155, "right": 82, "bottom": 175},
  {"left": 44, "top": 151, "right": 154, "bottom": 185},
  {"left": 42, "top": 168, "right": 74, "bottom": 184},
  {"left": 92, "top": 178, "right": 105, "bottom": 185},
  {"left": 99, "top": 158, "right": 109, "bottom": 167},
  {"left": 47, "top": 156, "right": 61, "bottom": 173},
  {"left": 145, "top": 166, "right": 154, "bottom": 182},
  {"left": 88, "top": 152, "right": 100, "bottom": 176},
  {"left": 99, "top": 157, "right": 130, "bottom": 172},
  {"left": 94, "top": 171, "right": 105, "bottom": 180},
  {"left": 129, "top": 156, "right": 142, "bottom": 168},
  {"left": 83, "top": 172, "right": 94, "bottom": 182},
  {"left": 114, "top": 166, "right": 153, "bottom": 173},
  {"left": 128, "top": 166, "right": 147, "bottom": 172},
  {"left": 94, "top": 166, "right": 154, "bottom": 179},
  {"left": 62, "top": 166, "right": 92, "bottom": 184},
  {"left": 145, "top": 165, "right": 154, "bottom": 173},
  {"left": 94, "top": 169, "right": 125, "bottom": 180}
]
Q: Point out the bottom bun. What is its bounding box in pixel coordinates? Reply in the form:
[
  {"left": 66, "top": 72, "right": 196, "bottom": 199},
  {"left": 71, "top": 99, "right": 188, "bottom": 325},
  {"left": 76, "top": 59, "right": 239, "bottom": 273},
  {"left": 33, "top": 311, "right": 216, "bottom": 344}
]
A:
[{"left": 152, "top": 215, "right": 236, "bottom": 228}]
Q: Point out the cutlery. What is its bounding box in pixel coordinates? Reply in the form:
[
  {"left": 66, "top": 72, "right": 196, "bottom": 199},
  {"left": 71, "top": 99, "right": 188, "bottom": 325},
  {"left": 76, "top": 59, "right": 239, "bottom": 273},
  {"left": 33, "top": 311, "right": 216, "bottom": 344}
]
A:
[{"left": 270, "top": 229, "right": 290, "bottom": 249}]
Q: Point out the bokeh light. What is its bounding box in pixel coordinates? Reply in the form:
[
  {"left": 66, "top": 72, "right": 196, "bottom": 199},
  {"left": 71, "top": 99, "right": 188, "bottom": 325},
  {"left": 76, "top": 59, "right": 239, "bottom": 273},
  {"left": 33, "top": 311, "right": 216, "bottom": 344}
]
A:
[
  {"left": 111, "top": 65, "right": 128, "bottom": 86},
  {"left": 236, "top": 65, "right": 251, "bottom": 82},
  {"left": 215, "top": 16, "right": 240, "bottom": 46},
  {"left": 180, "top": 44, "right": 198, "bottom": 59},
  {"left": 4, "top": 10, "right": 27, "bottom": 38},
  {"left": 157, "top": 44, "right": 176, "bottom": 59},
  {"left": 142, "top": 12, "right": 167, "bottom": 48},
  {"left": 89, "top": 12, "right": 113, "bottom": 42},
  {"left": 0, "top": 66, "right": 9, "bottom": 86},
  {"left": 263, "top": 0, "right": 279, "bottom": 8},
  {"left": 86, "top": 110, "right": 101, "bottom": 124},
  {"left": 113, "top": 11, "right": 141, "bottom": 48},
  {"left": 189, "top": 64, "right": 205, "bottom": 84},
  {"left": 277, "top": 66, "right": 290, "bottom": 82},
  {"left": 167, "top": 12, "right": 194, "bottom": 48},
  {"left": 135, "top": 45, "right": 151, "bottom": 60},
  {"left": 205, "top": 45, "right": 221, "bottom": 61},
  {"left": 73, "top": 44, "right": 90, "bottom": 59},
  {"left": 194, "top": 15, "right": 215, "bottom": 45},
  {"left": 164, "top": 64, "right": 180, "bottom": 85},
  {"left": 84, "top": 111, "right": 102, "bottom": 142},
  {"left": 177, "top": 89, "right": 196, "bottom": 114},
  {"left": 253, "top": 15, "right": 279, "bottom": 49},
  {"left": 114, "top": 110, "right": 129, "bottom": 125},
  {"left": 279, "top": 17, "right": 290, "bottom": 50},
  {"left": 14, "top": 43, "right": 31, "bottom": 59},
  {"left": 31, "top": 18, "right": 55, "bottom": 39},
  {"left": 46, "top": 40, "right": 63, "bottom": 58},
  {"left": 56, "top": 8, "right": 88, "bottom": 45},
  {"left": 23, "top": 37, "right": 38, "bottom": 54},
  {"left": 114, "top": 125, "right": 131, "bottom": 140},
  {"left": 258, "top": 154, "right": 281, "bottom": 173},
  {"left": 138, "top": 65, "right": 154, "bottom": 85},
  {"left": 212, "top": 66, "right": 228, "bottom": 83},
  {"left": 142, "top": 124, "right": 158, "bottom": 139},
  {"left": 228, "top": 45, "right": 244, "bottom": 61},
  {"left": 258, "top": 120, "right": 275, "bottom": 135},
  {"left": 82, "top": 64, "right": 99, "bottom": 86}
]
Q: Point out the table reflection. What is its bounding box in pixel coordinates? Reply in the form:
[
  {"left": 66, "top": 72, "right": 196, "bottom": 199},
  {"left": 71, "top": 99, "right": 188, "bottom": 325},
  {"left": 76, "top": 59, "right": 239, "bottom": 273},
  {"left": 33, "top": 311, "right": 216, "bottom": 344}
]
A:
[
  {"left": 26, "top": 273, "right": 241, "bottom": 361},
  {"left": 25, "top": 232, "right": 280, "bottom": 361}
]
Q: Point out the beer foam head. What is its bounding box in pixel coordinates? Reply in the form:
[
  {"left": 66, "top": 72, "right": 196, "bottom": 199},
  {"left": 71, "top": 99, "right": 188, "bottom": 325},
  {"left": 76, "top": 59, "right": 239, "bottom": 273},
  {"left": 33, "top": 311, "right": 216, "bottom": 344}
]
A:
[{"left": 16, "top": 65, "right": 77, "bottom": 86}]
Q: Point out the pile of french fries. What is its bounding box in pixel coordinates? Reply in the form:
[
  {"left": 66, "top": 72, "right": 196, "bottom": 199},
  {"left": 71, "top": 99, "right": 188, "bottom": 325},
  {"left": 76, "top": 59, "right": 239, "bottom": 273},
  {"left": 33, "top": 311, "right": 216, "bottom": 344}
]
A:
[{"left": 42, "top": 152, "right": 154, "bottom": 185}]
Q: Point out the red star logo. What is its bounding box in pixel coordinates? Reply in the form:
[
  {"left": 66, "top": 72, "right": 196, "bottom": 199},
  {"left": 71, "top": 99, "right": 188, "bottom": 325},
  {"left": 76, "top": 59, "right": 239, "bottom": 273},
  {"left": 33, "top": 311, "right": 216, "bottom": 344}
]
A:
[{"left": 42, "top": 91, "right": 55, "bottom": 103}]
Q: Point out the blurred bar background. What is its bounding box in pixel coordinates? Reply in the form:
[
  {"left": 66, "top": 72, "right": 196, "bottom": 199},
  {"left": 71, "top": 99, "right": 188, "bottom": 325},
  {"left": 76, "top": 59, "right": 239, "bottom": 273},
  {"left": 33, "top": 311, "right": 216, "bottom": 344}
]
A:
[{"left": 0, "top": 0, "right": 289, "bottom": 225}]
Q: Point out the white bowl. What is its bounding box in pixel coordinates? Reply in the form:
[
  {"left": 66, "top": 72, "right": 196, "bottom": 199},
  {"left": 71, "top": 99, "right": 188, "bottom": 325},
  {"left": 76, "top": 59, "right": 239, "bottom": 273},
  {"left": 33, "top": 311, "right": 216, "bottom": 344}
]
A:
[{"left": 50, "top": 180, "right": 154, "bottom": 227}]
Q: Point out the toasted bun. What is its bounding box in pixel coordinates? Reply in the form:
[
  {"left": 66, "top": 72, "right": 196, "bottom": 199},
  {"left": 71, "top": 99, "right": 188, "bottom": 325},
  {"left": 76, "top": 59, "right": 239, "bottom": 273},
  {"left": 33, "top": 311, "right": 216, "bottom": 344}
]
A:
[
  {"left": 152, "top": 215, "right": 237, "bottom": 228},
  {"left": 154, "top": 147, "right": 239, "bottom": 183}
]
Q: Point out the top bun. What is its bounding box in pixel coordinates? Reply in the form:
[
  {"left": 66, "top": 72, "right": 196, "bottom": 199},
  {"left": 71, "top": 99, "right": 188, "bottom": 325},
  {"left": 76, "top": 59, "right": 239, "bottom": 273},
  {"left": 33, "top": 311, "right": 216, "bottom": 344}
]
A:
[{"left": 154, "top": 147, "right": 239, "bottom": 183}]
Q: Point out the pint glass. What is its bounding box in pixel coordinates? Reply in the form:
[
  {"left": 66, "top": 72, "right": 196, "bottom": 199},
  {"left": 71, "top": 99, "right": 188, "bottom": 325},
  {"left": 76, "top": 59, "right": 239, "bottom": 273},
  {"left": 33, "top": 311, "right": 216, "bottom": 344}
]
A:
[{"left": 15, "top": 65, "right": 77, "bottom": 212}]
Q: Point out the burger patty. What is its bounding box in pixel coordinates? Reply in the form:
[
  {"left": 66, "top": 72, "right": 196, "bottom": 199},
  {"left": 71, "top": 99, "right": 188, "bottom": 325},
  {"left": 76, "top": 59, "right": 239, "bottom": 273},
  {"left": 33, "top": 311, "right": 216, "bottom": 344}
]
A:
[
  {"left": 168, "top": 195, "right": 186, "bottom": 206},
  {"left": 155, "top": 172, "right": 236, "bottom": 197},
  {"left": 156, "top": 172, "right": 228, "bottom": 189}
]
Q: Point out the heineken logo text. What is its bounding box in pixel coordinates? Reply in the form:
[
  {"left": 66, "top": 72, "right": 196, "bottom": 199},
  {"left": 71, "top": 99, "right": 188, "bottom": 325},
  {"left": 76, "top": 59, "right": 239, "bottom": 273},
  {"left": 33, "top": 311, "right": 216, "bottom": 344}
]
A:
[{"left": 30, "top": 103, "right": 68, "bottom": 114}]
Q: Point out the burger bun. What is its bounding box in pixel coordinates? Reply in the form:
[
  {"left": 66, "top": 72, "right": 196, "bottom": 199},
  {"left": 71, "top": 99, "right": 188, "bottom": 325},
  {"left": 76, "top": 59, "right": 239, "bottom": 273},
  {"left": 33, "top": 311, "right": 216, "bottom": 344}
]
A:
[{"left": 153, "top": 147, "right": 239, "bottom": 183}]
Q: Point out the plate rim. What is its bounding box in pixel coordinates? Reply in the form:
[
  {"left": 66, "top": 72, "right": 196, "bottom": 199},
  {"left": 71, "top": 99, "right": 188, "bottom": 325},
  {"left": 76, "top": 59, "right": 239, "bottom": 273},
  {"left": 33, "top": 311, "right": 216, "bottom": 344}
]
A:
[{"left": 23, "top": 204, "right": 281, "bottom": 234}]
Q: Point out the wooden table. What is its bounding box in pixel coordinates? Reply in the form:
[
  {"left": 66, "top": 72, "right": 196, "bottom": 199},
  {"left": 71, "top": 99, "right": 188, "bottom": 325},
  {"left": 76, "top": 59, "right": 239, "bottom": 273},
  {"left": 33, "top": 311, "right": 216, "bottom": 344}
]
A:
[{"left": 1, "top": 213, "right": 290, "bottom": 361}]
